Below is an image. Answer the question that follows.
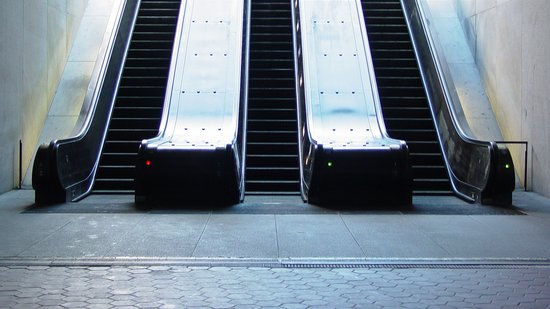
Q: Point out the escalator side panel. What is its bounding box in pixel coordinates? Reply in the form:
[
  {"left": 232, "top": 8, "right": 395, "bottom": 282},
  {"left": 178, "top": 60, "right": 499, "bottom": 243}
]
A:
[
  {"left": 294, "top": 0, "right": 412, "bottom": 205},
  {"left": 135, "top": 0, "right": 246, "bottom": 204}
]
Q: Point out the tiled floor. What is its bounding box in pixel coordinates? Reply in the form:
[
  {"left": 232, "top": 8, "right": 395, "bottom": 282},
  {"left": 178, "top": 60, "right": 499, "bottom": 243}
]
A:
[
  {"left": 1, "top": 189, "right": 549, "bottom": 308},
  {"left": 1, "top": 265, "right": 549, "bottom": 308}
]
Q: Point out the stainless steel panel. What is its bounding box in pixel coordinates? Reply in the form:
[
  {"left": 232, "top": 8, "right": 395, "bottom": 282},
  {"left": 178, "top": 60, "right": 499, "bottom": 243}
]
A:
[
  {"left": 150, "top": 0, "right": 244, "bottom": 150},
  {"left": 299, "top": 0, "right": 401, "bottom": 149}
]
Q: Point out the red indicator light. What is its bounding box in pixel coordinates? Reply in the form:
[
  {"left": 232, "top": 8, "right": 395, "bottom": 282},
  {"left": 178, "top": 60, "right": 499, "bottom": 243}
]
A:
[{"left": 145, "top": 160, "right": 151, "bottom": 166}]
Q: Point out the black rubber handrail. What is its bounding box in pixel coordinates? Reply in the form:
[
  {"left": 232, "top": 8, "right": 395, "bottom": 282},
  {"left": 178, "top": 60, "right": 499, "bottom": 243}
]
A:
[
  {"left": 401, "top": 0, "right": 515, "bottom": 205},
  {"left": 32, "top": 0, "right": 140, "bottom": 204},
  {"left": 239, "top": 0, "right": 252, "bottom": 201}
]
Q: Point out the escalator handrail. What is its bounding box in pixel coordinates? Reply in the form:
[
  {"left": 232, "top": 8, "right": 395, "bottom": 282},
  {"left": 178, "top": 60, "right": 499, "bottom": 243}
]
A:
[
  {"left": 239, "top": 0, "right": 252, "bottom": 201},
  {"left": 290, "top": 0, "right": 317, "bottom": 199},
  {"left": 402, "top": 0, "right": 513, "bottom": 202},
  {"left": 32, "top": 0, "right": 140, "bottom": 202}
]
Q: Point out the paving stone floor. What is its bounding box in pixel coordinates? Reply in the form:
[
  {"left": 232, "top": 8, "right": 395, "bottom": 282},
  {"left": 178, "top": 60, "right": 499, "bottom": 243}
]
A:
[
  {"left": 1, "top": 189, "right": 550, "bottom": 307},
  {"left": 1, "top": 265, "right": 549, "bottom": 308}
]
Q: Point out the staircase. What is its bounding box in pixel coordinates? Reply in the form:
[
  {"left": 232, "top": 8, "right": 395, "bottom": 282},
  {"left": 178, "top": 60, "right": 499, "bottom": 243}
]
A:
[
  {"left": 245, "top": 0, "right": 300, "bottom": 195},
  {"left": 361, "top": 0, "right": 452, "bottom": 194},
  {"left": 93, "top": 0, "right": 181, "bottom": 193}
]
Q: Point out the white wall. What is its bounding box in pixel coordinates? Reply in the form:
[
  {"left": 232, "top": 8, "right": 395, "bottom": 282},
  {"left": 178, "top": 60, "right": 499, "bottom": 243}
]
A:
[
  {"left": 23, "top": 0, "right": 117, "bottom": 187},
  {"left": 0, "top": 0, "right": 88, "bottom": 193},
  {"left": 454, "top": 0, "right": 550, "bottom": 197}
]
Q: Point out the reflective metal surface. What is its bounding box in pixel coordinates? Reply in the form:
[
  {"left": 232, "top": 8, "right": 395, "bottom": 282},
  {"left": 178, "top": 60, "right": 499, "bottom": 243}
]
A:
[
  {"left": 135, "top": 0, "right": 246, "bottom": 204},
  {"left": 294, "top": 0, "right": 412, "bottom": 204}
]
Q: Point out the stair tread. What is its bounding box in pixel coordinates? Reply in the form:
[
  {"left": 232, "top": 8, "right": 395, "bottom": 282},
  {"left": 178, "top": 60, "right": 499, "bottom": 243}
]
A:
[
  {"left": 93, "top": 0, "right": 179, "bottom": 194},
  {"left": 363, "top": 0, "right": 451, "bottom": 193}
]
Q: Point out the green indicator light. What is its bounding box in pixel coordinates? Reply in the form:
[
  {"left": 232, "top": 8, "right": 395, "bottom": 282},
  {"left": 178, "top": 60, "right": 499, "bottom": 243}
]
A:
[
  {"left": 505, "top": 164, "right": 510, "bottom": 169},
  {"left": 327, "top": 161, "right": 333, "bottom": 167}
]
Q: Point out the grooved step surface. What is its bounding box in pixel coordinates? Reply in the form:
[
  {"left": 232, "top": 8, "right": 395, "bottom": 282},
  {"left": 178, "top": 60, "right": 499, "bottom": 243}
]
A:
[
  {"left": 93, "top": 0, "right": 181, "bottom": 193},
  {"left": 362, "top": 0, "right": 452, "bottom": 194},
  {"left": 245, "top": 0, "right": 300, "bottom": 196}
]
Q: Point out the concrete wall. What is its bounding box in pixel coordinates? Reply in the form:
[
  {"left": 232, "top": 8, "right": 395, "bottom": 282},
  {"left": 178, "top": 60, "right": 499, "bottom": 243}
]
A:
[
  {"left": 454, "top": 0, "right": 550, "bottom": 197},
  {"left": 23, "top": 0, "right": 118, "bottom": 188},
  {"left": 0, "top": 0, "right": 88, "bottom": 193}
]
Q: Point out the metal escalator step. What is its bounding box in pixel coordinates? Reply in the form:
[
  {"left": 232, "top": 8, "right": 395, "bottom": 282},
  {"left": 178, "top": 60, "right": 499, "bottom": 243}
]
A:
[
  {"left": 413, "top": 178, "right": 453, "bottom": 192},
  {"left": 384, "top": 117, "right": 435, "bottom": 130},
  {"left": 132, "top": 32, "right": 176, "bottom": 40},
  {"left": 368, "top": 32, "right": 410, "bottom": 41},
  {"left": 245, "top": 180, "right": 301, "bottom": 194},
  {"left": 115, "top": 96, "right": 165, "bottom": 108},
  {"left": 248, "top": 119, "right": 297, "bottom": 131},
  {"left": 372, "top": 58, "right": 418, "bottom": 67},
  {"left": 245, "top": 0, "right": 300, "bottom": 195},
  {"left": 249, "top": 77, "right": 294, "bottom": 88},
  {"left": 410, "top": 153, "right": 445, "bottom": 166},
  {"left": 247, "top": 142, "right": 298, "bottom": 154},
  {"left": 112, "top": 107, "right": 163, "bottom": 118},
  {"left": 377, "top": 76, "right": 422, "bottom": 87},
  {"left": 140, "top": 2, "right": 180, "bottom": 9},
  {"left": 247, "top": 131, "right": 297, "bottom": 144},
  {"left": 124, "top": 58, "right": 171, "bottom": 67},
  {"left": 362, "top": 2, "right": 400, "bottom": 10},
  {"left": 121, "top": 68, "right": 169, "bottom": 77},
  {"left": 96, "top": 166, "right": 135, "bottom": 179},
  {"left": 248, "top": 108, "right": 296, "bottom": 119},
  {"left": 136, "top": 16, "right": 177, "bottom": 24},
  {"left": 249, "top": 87, "right": 295, "bottom": 98},
  {"left": 246, "top": 167, "right": 300, "bottom": 180},
  {"left": 387, "top": 129, "right": 437, "bottom": 141},
  {"left": 413, "top": 190, "right": 454, "bottom": 196},
  {"left": 107, "top": 129, "right": 159, "bottom": 141},
  {"left": 383, "top": 106, "right": 431, "bottom": 118},
  {"left": 363, "top": 0, "right": 451, "bottom": 193},
  {"left": 252, "top": 25, "right": 291, "bottom": 33},
  {"left": 365, "top": 9, "right": 403, "bottom": 18},
  {"left": 93, "top": 0, "right": 180, "bottom": 194},
  {"left": 412, "top": 165, "right": 449, "bottom": 179},
  {"left": 246, "top": 155, "right": 299, "bottom": 168},
  {"left": 406, "top": 141, "right": 442, "bottom": 154},
  {"left": 245, "top": 191, "right": 301, "bottom": 196},
  {"left": 99, "top": 153, "right": 137, "bottom": 165},
  {"left": 93, "top": 179, "right": 134, "bottom": 191},
  {"left": 139, "top": 9, "right": 179, "bottom": 17},
  {"left": 363, "top": 16, "right": 407, "bottom": 25},
  {"left": 102, "top": 141, "right": 142, "bottom": 153}
]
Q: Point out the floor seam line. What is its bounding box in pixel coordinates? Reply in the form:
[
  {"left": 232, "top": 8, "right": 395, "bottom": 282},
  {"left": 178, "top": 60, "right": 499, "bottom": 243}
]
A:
[
  {"left": 15, "top": 219, "right": 73, "bottom": 257},
  {"left": 191, "top": 211, "right": 212, "bottom": 257},
  {"left": 339, "top": 213, "right": 368, "bottom": 257},
  {"left": 275, "top": 214, "right": 280, "bottom": 259}
]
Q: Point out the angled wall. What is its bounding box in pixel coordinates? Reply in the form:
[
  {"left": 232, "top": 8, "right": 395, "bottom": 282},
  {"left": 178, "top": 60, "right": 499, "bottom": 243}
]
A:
[
  {"left": 454, "top": 0, "right": 550, "bottom": 197},
  {"left": 0, "top": 0, "right": 88, "bottom": 194}
]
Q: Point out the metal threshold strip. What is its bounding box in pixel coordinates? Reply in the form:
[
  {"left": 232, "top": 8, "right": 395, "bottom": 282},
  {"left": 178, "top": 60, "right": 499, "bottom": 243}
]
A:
[{"left": 1, "top": 257, "right": 550, "bottom": 268}]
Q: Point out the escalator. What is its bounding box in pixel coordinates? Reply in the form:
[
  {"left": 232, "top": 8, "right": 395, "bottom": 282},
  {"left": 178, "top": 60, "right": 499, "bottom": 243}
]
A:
[
  {"left": 93, "top": 0, "right": 181, "bottom": 193},
  {"left": 362, "top": 0, "right": 452, "bottom": 195},
  {"left": 245, "top": 0, "right": 300, "bottom": 195}
]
